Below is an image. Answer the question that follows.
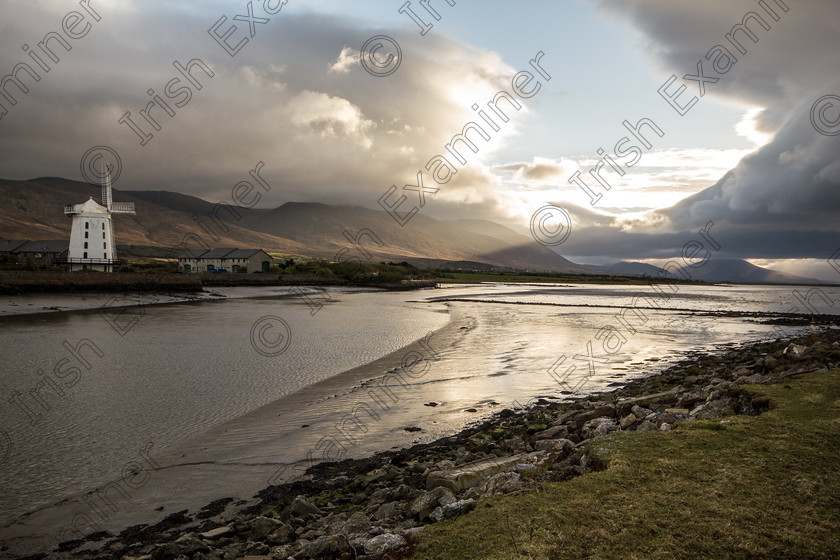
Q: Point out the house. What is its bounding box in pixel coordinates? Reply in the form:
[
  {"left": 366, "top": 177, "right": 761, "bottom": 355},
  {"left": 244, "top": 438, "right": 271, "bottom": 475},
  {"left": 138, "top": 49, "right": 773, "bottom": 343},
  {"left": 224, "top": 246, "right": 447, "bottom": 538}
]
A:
[
  {"left": 0, "top": 240, "right": 70, "bottom": 269},
  {"left": 177, "top": 248, "right": 274, "bottom": 273}
]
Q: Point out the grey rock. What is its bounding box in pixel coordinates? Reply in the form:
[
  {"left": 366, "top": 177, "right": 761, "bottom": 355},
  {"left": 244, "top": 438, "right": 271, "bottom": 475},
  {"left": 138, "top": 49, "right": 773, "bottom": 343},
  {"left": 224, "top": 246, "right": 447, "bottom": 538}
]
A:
[
  {"left": 763, "top": 356, "right": 780, "bottom": 370},
  {"left": 364, "top": 533, "right": 407, "bottom": 557},
  {"left": 636, "top": 420, "right": 658, "bottom": 432},
  {"left": 243, "top": 541, "right": 270, "bottom": 555},
  {"left": 619, "top": 413, "right": 637, "bottom": 430},
  {"left": 429, "top": 499, "right": 476, "bottom": 523},
  {"left": 200, "top": 525, "right": 232, "bottom": 539},
  {"left": 659, "top": 423, "right": 672, "bottom": 431},
  {"left": 574, "top": 405, "right": 616, "bottom": 429},
  {"left": 784, "top": 343, "right": 807, "bottom": 359},
  {"left": 368, "top": 488, "right": 390, "bottom": 506},
  {"left": 689, "top": 404, "right": 706, "bottom": 417},
  {"left": 373, "top": 500, "right": 405, "bottom": 522},
  {"left": 617, "top": 389, "right": 680, "bottom": 415},
  {"left": 482, "top": 471, "right": 523, "bottom": 496},
  {"left": 339, "top": 511, "right": 370, "bottom": 534},
  {"left": 172, "top": 533, "right": 209, "bottom": 556},
  {"left": 676, "top": 392, "right": 706, "bottom": 409},
  {"left": 534, "top": 425, "right": 569, "bottom": 440},
  {"left": 631, "top": 405, "right": 652, "bottom": 418},
  {"left": 696, "top": 398, "right": 736, "bottom": 418},
  {"left": 735, "top": 373, "right": 765, "bottom": 385},
  {"left": 249, "top": 516, "right": 285, "bottom": 541},
  {"left": 266, "top": 523, "right": 295, "bottom": 545},
  {"left": 401, "top": 526, "right": 424, "bottom": 543},
  {"left": 581, "top": 417, "right": 618, "bottom": 439},
  {"left": 425, "top": 454, "right": 530, "bottom": 492},
  {"left": 550, "top": 410, "right": 579, "bottom": 427},
  {"left": 288, "top": 495, "right": 323, "bottom": 518},
  {"left": 409, "top": 487, "right": 454, "bottom": 520},
  {"left": 298, "top": 534, "right": 348, "bottom": 558},
  {"left": 535, "top": 438, "right": 575, "bottom": 453}
]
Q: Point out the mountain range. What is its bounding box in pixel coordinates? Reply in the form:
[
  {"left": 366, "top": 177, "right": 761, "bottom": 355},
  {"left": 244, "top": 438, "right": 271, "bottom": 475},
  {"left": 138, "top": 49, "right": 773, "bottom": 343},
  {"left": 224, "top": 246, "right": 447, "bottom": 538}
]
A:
[{"left": 0, "top": 177, "right": 825, "bottom": 284}]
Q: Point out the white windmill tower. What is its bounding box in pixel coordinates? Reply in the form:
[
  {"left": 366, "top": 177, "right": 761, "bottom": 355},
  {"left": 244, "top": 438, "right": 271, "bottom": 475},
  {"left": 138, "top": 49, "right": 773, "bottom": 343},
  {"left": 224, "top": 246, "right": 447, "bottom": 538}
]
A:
[{"left": 64, "top": 162, "right": 135, "bottom": 272}]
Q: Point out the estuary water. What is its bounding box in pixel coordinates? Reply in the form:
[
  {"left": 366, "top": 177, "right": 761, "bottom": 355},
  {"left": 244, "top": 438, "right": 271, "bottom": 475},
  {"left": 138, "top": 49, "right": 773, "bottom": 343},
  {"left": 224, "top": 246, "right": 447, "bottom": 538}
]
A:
[{"left": 0, "top": 282, "right": 837, "bottom": 547}]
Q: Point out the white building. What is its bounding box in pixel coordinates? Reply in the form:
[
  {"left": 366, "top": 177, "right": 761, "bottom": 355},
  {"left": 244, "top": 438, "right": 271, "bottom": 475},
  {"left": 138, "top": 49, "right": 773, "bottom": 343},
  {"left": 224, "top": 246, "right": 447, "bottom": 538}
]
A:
[
  {"left": 64, "top": 166, "right": 135, "bottom": 272},
  {"left": 177, "top": 248, "right": 274, "bottom": 273}
]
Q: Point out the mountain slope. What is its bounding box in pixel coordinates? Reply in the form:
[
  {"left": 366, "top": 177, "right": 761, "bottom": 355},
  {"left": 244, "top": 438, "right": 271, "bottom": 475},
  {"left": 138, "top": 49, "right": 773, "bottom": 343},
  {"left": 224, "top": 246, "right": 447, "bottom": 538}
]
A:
[
  {"left": 2, "top": 178, "right": 593, "bottom": 272},
  {"left": 603, "top": 259, "right": 823, "bottom": 285}
]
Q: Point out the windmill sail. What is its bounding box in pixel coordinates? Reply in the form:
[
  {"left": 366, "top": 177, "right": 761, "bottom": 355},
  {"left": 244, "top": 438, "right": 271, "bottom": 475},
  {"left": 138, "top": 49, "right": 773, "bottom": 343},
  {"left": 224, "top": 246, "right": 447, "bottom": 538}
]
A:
[{"left": 101, "top": 162, "right": 136, "bottom": 214}]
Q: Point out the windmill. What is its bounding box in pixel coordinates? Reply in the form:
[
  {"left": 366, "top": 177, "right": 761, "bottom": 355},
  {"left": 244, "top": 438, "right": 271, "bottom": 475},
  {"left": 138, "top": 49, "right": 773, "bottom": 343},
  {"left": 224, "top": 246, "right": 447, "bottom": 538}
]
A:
[{"left": 64, "top": 162, "right": 135, "bottom": 271}]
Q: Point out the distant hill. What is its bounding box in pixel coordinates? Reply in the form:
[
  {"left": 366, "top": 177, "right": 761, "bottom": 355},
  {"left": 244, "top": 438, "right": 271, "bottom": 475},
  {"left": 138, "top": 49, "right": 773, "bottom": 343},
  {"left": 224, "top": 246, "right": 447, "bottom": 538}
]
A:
[
  {"left": 601, "top": 259, "right": 823, "bottom": 285},
  {"left": 0, "top": 177, "right": 594, "bottom": 273},
  {"left": 3, "top": 177, "right": 828, "bottom": 283}
]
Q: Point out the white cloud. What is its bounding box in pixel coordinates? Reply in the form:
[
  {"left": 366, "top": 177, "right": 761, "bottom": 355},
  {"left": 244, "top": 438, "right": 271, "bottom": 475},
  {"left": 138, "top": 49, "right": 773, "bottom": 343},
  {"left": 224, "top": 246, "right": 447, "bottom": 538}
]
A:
[{"left": 329, "top": 46, "right": 359, "bottom": 74}]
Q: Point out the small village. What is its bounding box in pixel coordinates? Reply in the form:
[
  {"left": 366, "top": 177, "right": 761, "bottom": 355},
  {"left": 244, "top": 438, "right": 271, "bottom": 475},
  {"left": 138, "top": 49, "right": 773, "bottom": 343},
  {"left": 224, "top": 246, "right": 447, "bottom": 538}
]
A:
[{"left": 0, "top": 167, "right": 274, "bottom": 275}]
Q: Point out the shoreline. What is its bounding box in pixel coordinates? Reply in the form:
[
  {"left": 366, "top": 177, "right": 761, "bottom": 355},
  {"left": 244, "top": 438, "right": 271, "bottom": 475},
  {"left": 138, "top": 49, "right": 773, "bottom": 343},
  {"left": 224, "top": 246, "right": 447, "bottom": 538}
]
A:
[
  {"left": 5, "top": 324, "right": 838, "bottom": 559},
  {"left": 0, "top": 270, "right": 439, "bottom": 296}
]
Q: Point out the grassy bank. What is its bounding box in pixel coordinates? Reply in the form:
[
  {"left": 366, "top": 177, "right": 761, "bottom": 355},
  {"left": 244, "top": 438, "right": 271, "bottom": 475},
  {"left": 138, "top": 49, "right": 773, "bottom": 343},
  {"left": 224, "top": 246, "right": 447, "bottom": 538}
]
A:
[{"left": 410, "top": 368, "right": 840, "bottom": 559}]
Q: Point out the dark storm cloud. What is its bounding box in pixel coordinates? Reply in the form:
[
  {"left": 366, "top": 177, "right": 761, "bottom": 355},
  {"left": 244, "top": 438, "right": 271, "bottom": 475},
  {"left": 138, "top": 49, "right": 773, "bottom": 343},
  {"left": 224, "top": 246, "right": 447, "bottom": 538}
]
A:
[
  {"left": 0, "top": 0, "right": 520, "bottom": 210},
  {"left": 558, "top": 0, "right": 840, "bottom": 260}
]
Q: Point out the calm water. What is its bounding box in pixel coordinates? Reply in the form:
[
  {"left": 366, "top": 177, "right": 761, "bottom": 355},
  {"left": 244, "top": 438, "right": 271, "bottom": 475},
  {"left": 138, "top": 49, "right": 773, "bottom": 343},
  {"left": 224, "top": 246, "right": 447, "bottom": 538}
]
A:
[{"left": 0, "top": 282, "right": 837, "bottom": 528}]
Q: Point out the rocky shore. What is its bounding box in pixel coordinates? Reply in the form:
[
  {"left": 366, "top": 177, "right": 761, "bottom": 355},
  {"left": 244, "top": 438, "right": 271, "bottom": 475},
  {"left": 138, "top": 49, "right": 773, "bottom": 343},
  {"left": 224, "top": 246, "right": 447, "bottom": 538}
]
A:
[{"left": 31, "top": 327, "right": 840, "bottom": 560}]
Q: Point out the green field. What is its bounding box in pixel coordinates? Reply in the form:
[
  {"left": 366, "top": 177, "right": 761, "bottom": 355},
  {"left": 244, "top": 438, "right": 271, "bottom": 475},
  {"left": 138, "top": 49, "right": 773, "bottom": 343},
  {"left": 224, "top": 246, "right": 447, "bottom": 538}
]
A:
[{"left": 409, "top": 369, "right": 840, "bottom": 559}]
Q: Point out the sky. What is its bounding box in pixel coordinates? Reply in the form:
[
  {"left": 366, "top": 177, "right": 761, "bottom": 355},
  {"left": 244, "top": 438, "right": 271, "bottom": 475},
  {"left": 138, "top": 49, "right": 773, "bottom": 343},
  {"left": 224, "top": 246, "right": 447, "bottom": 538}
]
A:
[{"left": 0, "top": 0, "right": 838, "bottom": 280}]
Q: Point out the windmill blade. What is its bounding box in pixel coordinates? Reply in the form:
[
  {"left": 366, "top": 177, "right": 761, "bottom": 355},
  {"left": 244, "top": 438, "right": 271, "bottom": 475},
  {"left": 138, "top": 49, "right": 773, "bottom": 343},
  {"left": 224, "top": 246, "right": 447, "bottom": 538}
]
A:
[
  {"left": 101, "top": 161, "right": 112, "bottom": 211},
  {"left": 110, "top": 202, "right": 136, "bottom": 214}
]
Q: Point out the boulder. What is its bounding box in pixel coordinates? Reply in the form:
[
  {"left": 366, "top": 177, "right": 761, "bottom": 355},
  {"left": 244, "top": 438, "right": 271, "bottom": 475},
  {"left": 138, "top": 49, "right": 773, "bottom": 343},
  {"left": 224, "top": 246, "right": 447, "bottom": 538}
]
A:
[
  {"left": 425, "top": 454, "right": 529, "bottom": 492},
  {"left": 429, "top": 499, "right": 476, "bottom": 523},
  {"left": 619, "top": 413, "right": 637, "bottom": 430},
  {"left": 298, "top": 534, "right": 349, "bottom": 558},
  {"left": 631, "top": 405, "right": 652, "bottom": 418},
  {"left": 735, "top": 373, "right": 765, "bottom": 385},
  {"left": 482, "top": 471, "right": 523, "bottom": 496},
  {"left": 534, "top": 438, "right": 575, "bottom": 453},
  {"left": 266, "top": 524, "right": 295, "bottom": 545},
  {"left": 763, "top": 356, "right": 780, "bottom": 370},
  {"left": 372, "top": 501, "right": 405, "bottom": 522},
  {"left": 286, "top": 496, "right": 322, "bottom": 519},
  {"left": 573, "top": 405, "right": 616, "bottom": 429},
  {"left": 695, "top": 398, "right": 737, "bottom": 418},
  {"left": 617, "top": 389, "right": 680, "bottom": 415},
  {"left": 364, "top": 533, "right": 407, "bottom": 557},
  {"left": 581, "top": 417, "right": 618, "bottom": 439},
  {"left": 248, "top": 516, "right": 286, "bottom": 541},
  {"left": 338, "top": 510, "right": 370, "bottom": 534},
  {"left": 784, "top": 343, "right": 807, "bottom": 359},
  {"left": 676, "top": 392, "right": 706, "bottom": 409},
  {"left": 534, "top": 425, "right": 569, "bottom": 440},
  {"left": 549, "top": 410, "right": 579, "bottom": 427},
  {"left": 200, "top": 525, "right": 232, "bottom": 539},
  {"left": 410, "top": 487, "right": 454, "bottom": 520},
  {"left": 636, "top": 420, "right": 658, "bottom": 432}
]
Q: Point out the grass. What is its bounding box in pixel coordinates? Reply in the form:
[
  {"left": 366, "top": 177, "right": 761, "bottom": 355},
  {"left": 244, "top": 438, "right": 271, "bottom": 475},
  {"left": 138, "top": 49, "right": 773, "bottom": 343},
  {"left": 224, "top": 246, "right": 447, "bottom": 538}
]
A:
[{"left": 409, "top": 370, "right": 840, "bottom": 559}]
